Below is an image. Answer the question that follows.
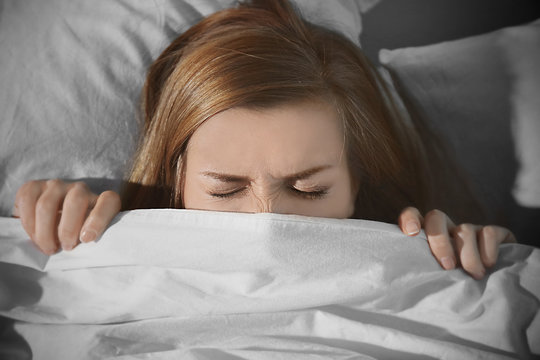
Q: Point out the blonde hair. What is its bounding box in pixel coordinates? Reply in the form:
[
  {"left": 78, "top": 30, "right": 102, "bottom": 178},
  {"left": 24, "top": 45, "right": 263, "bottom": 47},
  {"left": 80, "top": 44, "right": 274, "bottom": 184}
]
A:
[{"left": 124, "top": 0, "right": 482, "bottom": 223}]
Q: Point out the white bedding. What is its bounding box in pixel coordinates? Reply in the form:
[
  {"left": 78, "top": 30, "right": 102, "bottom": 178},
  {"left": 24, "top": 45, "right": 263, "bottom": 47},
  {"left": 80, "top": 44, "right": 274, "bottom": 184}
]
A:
[
  {"left": 0, "top": 0, "right": 372, "bottom": 217},
  {"left": 0, "top": 209, "right": 538, "bottom": 359}
]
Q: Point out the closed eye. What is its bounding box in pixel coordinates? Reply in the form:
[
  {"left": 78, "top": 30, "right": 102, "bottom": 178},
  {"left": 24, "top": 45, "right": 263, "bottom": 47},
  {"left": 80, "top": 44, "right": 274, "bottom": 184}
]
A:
[
  {"left": 209, "top": 187, "right": 248, "bottom": 198},
  {"left": 209, "top": 186, "right": 329, "bottom": 200},
  {"left": 289, "top": 187, "right": 328, "bottom": 200}
]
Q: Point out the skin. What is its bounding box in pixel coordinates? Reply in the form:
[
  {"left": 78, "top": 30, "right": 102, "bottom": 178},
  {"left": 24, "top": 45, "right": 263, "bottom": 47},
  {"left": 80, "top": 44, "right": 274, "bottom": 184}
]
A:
[
  {"left": 183, "top": 102, "right": 356, "bottom": 217},
  {"left": 13, "top": 101, "right": 516, "bottom": 279}
]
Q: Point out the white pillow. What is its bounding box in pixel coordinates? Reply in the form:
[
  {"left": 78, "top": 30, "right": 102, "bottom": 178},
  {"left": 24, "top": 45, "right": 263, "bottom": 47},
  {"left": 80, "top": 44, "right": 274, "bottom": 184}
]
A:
[
  {"left": 504, "top": 21, "right": 540, "bottom": 207},
  {"left": 379, "top": 19, "right": 540, "bottom": 226},
  {"left": 0, "top": 0, "right": 376, "bottom": 216}
]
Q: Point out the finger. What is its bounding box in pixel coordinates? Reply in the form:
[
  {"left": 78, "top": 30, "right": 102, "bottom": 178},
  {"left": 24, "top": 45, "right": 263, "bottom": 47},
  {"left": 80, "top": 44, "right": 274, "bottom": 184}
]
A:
[
  {"left": 58, "top": 182, "right": 97, "bottom": 251},
  {"left": 477, "top": 226, "right": 516, "bottom": 268},
  {"left": 34, "top": 179, "right": 68, "bottom": 255},
  {"left": 398, "top": 206, "right": 424, "bottom": 236},
  {"left": 453, "top": 223, "right": 485, "bottom": 279},
  {"left": 14, "top": 180, "right": 45, "bottom": 239},
  {"left": 80, "top": 191, "right": 121, "bottom": 243},
  {"left": 424, "top": 209, "right": 457, "bottom": 270}
]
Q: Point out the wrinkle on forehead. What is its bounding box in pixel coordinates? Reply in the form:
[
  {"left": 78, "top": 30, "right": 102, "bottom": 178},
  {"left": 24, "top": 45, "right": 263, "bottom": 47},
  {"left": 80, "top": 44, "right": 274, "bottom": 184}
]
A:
[{"left": 185, "top": 100, "right": 345, "bottom": 180}]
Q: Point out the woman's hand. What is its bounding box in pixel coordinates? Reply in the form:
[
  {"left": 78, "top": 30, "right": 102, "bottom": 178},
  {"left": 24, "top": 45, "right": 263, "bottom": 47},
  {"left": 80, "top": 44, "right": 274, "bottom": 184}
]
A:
[
  {"left": 13, "top": 179, "right": 121, "bottom": 255},
  {"left": 398, "top": 207, "right": 516, "bottom": 279}
]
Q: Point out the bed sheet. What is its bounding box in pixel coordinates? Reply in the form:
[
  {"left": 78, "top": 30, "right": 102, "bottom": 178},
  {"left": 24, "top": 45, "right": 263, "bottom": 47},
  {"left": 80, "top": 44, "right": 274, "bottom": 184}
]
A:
[{"left": 0, "top": 209, "right": 539, "bottom": 359}]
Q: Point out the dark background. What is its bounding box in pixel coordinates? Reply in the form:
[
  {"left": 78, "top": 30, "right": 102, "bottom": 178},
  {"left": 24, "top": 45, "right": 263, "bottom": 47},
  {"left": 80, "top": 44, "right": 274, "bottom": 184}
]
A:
[{"left": 361, "top": 0, "right": 540, "bottom": 64}]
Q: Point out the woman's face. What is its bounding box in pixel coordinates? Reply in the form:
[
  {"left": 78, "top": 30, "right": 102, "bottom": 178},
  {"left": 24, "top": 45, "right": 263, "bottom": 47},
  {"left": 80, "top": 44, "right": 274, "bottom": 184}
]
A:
[{"left": 183, "top": 101, "right": 357, "bottom": 218}]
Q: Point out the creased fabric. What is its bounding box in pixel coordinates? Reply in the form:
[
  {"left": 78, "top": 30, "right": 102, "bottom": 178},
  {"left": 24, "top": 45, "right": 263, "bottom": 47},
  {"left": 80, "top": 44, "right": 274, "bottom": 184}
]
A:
[{"left": 0, "top": 209, "right": 538, "bottom": 359}]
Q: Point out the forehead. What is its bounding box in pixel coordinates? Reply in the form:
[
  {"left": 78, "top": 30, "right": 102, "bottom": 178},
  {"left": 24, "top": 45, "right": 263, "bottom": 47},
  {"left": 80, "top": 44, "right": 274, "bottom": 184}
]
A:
[{"left": 186, "top": 101, "right": 346, "bottom": 175}]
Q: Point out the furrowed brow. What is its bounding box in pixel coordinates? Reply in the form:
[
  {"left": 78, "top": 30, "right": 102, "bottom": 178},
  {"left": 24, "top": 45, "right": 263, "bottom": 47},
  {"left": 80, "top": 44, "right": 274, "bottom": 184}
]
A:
[
  {"left": 200, "top": 165, "right": 332, "bottom": 183},
  {"left": 285, "top": 165, "right": 332, "bottom": 181},
  {"left": 200, "top": 172, "right": 247, "bottom": 182}
]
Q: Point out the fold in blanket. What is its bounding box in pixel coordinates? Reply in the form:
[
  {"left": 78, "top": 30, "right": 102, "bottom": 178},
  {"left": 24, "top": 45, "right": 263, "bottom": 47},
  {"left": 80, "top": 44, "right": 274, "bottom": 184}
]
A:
[{"left": 0, "top": 209, "right": 539, "bottom": 359}]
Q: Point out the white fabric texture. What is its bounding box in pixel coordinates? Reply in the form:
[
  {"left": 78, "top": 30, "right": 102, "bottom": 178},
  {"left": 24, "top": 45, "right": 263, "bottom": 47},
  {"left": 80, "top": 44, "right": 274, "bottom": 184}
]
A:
[
  {"left": 0, "top": 0, "right": 372, "bottom": 217},
  {"left": 504, "top": 20, "right": 540, "bottom": 207},
  {"left": 0, "top": 209, "right": 538, "bottom": 359},
  {"left": 379, "top": 19, "right": 540, "bottom": 214}
]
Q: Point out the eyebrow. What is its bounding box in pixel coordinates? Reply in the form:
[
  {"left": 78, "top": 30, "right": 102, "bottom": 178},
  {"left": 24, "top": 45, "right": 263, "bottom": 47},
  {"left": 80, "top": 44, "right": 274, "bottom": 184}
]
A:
[{"left": 200, "top": 165, "right": 333, "bottom": 182}]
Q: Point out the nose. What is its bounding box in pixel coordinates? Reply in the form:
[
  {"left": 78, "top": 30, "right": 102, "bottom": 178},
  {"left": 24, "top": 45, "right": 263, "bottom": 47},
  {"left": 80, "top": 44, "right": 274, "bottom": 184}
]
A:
[
  {"left": 249, "top": 190, "right": 283, "bottom": 214},
  {"left": 259, "top": 201, "right": 276, "bottom": 214},
  {"left": 255, "top": 198, "right": 278, "bottom": 214}
]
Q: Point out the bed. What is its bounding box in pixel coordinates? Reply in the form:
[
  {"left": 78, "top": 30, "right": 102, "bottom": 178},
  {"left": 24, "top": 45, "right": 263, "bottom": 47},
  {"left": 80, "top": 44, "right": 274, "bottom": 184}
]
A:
[{"left": 1, "top": 0, "right": 539, "bottom": 359}]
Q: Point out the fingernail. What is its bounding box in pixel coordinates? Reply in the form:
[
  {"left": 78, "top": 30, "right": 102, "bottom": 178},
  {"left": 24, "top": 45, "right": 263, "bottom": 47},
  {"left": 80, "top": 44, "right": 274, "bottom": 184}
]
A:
[
  {"left": 44, "top": 247, "right": 58, "bottom": 256},
  {"left": 441, "top": 256, "right": 455, "bottom": 270},
  {"left": 80, "top": 229, "right": 97, "bottom": 243},
  {"left": 405, "top": 221, "right": 420, "bottom": 235},
  {"left": 62, "top": 243, "right": 74, "bottom": 251}
]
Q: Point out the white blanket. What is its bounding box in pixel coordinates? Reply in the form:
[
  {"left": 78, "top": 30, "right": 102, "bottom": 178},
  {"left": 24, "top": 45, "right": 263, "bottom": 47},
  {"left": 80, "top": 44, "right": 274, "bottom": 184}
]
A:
[{"left": 0, "top": 209, "right": 538, "bottom": 359}]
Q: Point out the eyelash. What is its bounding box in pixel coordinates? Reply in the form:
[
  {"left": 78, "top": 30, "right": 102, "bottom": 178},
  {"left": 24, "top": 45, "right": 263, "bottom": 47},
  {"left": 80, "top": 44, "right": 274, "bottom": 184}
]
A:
[
  {"left": 209, "top": 187, "right": 328, "bottom": 200},
  {"left": 209, "top": 188, "right": 247, "bottom": 198},
  {"left": 289, "top": 187, "right": 328, "bottom": 200}
]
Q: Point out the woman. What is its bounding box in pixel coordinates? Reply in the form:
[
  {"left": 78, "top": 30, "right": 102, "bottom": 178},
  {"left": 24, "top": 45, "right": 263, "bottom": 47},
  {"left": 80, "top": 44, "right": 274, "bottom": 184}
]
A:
[{"left": 13, "top": 0, "right": 515, "bottom": 279}]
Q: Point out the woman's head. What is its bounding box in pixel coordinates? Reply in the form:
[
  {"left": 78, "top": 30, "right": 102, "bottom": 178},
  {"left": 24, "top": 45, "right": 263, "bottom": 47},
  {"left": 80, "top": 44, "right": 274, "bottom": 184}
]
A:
[{"left": 126, "top": 0, "right": 431, "bottom": 221}]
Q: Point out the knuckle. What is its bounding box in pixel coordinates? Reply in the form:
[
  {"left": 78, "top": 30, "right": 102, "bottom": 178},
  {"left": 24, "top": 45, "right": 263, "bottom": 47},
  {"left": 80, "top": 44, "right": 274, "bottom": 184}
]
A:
[
  {"left": 28, "top": 179, "right": 43, "bottom": 188},
  {"left": 35, "top": 197, "right": 56, "bottom": 216},
  {"left": 23, "top": 179, "right": 41, "bottom": 190},
  {"left": 45, "top": 178, "right": 64, "bottom": 189},
  {"left": 455, "top": 223, "right": 476, "bottom": 238},
  {"left": 66, "top": 184, "right": 91, "bottom": 206},
  {"left": 482, "top": 225, "right": 497, "bottom": 240},
  {"left": 43, "top": 181, "right": 65, "bottom": 199},
  {"left": 401, "top": 206, "right": 418, "bottom": 215},
  {"left": 16, "top": 180, "right": 40, "bottom": 200},
  {"left": 100, "top": 191, "right": 121, "bottom": 206},
  {"left": 71, "top": 181, "right": 90, "bottom": 194}
]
